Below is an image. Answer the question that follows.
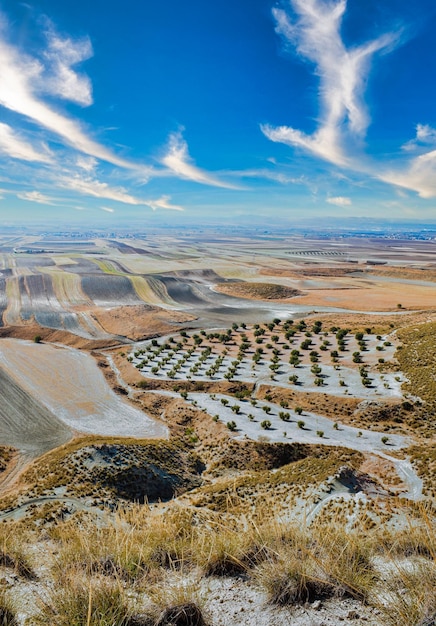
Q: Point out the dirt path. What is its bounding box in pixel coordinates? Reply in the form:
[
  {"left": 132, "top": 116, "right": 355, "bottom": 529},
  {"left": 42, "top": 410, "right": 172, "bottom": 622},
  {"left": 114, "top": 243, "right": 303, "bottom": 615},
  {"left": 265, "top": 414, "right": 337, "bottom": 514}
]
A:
[{"left": 0, "top": 495, "right": 108, "bottom": 521}]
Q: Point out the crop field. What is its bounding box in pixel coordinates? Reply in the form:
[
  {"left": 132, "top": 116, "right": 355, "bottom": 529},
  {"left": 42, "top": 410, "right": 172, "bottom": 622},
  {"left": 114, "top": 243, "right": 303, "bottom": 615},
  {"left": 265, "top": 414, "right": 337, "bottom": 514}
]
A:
[
  {"left": 80, "top": 274, "right": 144, "bottom": 306},
  {"left": 1, "top": 232, "right": 435, "bottom": 341},
  {"left": 0, "top": 339, "right": 168, "bottom": 450}
]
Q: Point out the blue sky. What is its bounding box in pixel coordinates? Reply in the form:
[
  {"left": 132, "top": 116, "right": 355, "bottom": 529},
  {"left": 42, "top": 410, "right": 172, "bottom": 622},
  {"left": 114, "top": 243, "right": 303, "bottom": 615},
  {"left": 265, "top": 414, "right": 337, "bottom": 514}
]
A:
[{"left": 0, "top": 0, "right": 436, "bottom": 225}]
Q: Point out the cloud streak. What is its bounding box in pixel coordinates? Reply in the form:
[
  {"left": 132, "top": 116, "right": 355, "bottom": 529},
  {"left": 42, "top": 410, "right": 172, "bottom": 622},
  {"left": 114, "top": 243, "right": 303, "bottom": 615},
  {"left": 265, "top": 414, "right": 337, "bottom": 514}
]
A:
[
  {"left": 17, "top": 190, "right": 57, "bottom": 204},
  {"left": 57, "top": 175, "right": 185, "bottom": 210},
  {"left": 58, "top": 175, "right": 150, "bottom": 205},
  {"left": 0, "top": 23, "right": 152, "bottom": 172},
  {"left": 262, "top": 0, "right": 397, "bottom": 166},
  {"left": 382, "top": 151, "right": 436, "bottom": 199},
  {"left": 327, "top": 195, "right": 351, "bottom": 206},
  {"left": 0, "top": 122, "right": 52, "bottom": 162},
  {"left": 145, "top": 195, "right": 184, "bottom": 211},
  {"left": 162, "top": 132, "right": 240, "bottom": 189},
  {"left": 42, "top": 24, "right": 93, "bottom": 106}
]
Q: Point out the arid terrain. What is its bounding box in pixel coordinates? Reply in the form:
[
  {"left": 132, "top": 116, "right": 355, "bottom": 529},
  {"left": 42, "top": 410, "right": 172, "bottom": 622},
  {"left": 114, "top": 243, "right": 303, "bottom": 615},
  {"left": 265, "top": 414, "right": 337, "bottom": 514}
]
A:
[{"left": 0, "top": 230, "right": 435, "bottom": 625}]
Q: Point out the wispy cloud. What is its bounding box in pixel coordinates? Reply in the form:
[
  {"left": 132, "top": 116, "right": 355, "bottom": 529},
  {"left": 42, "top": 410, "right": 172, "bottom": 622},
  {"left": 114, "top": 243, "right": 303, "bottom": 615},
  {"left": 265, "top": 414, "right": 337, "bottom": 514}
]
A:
[
  {"left": 416, "top": 124, "right": 436, "bottom": 144},
  {"left": 162, "top": 131, "right": 240, "bottom": 189},
  {"left": 232, "top": 167, "right": 305, "bottom": 185},
  {"left": 327, "top": 195, "right": 352, "bottom": 206},
  {"left": 75, "top": 156, "right": 98, "bottom": 172},
  {"left": 382, "top": 151, "right": 436, "bottom": 199},
  {"left": 145, "top": 195, "right": 184, "bottom": 211},
  {"left": 101, "top": 206, "right": 115, "bottom": 213},
  {"left": 0, "top": 22, "right": 150, "bottom": 171},
  {"left": 41, "top": 23, "right": 93, "bottom": 106},
  {"left": 262, "top": 0, "right": 397, "bottom": 166},
  {"left": 383, "top": 124, "right": 436, "bottom": 198},
  {"left": 402, "top": 123, "right": 436, "bottom": 152},
  {"left": 0, "top": 122, "right": 52, "bottom": 162},
  {"left": 17, "top": 190, "right": 57, "bottom": 204},
  {"left": 58, "top": 175, "right": 150, "bottom": 205}
]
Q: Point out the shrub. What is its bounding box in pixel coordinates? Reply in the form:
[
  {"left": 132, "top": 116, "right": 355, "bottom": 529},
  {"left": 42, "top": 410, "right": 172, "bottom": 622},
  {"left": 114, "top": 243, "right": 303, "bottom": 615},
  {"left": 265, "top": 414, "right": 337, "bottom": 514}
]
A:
[{"left": 261, "top": 420, "right": 271, "bottom": 430}]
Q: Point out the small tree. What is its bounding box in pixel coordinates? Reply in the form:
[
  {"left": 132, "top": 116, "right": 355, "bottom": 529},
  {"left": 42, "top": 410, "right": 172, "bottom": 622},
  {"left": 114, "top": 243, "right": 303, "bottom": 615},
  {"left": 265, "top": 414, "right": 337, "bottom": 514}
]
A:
[
  {"left": 261, "top": 420, "right": 271, "bottom": 430},
  {"left": 295, "top": 406, "right": 303, "bottom": 415},
  {"left": 33, "top": 335, "right": 42, "bottom": 344},
  {"left": 297, "top": 420, "right": 305, "bottom": 429},
  {"left": 226, "top": 421, "right": 237, "bottom": 431}
]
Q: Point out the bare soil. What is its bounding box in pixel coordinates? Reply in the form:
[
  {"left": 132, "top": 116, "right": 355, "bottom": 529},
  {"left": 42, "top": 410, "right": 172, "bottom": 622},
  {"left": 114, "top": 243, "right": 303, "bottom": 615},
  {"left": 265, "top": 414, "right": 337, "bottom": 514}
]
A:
[{"left": 91, "top": 305, "right": 196, "bottom": 341}]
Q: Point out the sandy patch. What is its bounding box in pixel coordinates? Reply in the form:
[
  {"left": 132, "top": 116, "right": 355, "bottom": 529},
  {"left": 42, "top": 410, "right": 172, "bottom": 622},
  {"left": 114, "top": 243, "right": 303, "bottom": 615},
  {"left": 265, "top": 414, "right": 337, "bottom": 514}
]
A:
[
  {"left": 92, "top": 305, "right": 196, "bottom": 341},
  {"left": 292, "top": 279, "right": 436, "bottom": 311}
]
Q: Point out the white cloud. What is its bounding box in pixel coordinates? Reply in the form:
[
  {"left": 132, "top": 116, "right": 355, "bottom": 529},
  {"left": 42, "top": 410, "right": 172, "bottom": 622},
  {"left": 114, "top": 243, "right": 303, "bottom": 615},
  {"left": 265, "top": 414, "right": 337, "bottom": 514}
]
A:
[
  {"left": 76, "top": 155, "right": 98, "bottom": 172},
  {"left": 326, "top": 195, "right": 352, "bottom": 206},
  {"left": 402, "top": 124, "right": 436, "bottom": 152},
  {"left": 58, "top": 175, "right": 149, "bottom": 205},
  {"left": 101, "top": 206, "right": 115, "bottom": 213},
  {"left": 17, "top": 190, "right": 56, "bottom": 204},
  {"left": 382, "top": 151, "right": 436, "bottom": 199},
  {"left": 0, "top": 28, "right": 149, "bottom": 171},
  {"left": 41, "top": 25, "right": 93, "bottom": 106},
  {"left": 145, "top": 195, "right": 184, "bottom": 211},
  {"left": 416, "top": 124, "right": 436, "bottom": 143},
  {"left": 162, "top": 131, "right": 239, "bottom": 189},
  {"left": 262, "top": 0, "right": 397, "bottom": 166},
  {"left": 230, "top": 167, "right": 305, "bottom": 185},
  {"left": 0, "top": 122, "right": 52, "bottom": 162}
]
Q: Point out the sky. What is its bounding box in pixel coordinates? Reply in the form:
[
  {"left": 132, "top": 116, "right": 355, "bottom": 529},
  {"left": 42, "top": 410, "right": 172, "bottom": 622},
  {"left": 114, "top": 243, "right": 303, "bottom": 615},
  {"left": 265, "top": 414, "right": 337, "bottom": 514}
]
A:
[{"left": 0, "top": 0, "right": 436, "bottom": 226}]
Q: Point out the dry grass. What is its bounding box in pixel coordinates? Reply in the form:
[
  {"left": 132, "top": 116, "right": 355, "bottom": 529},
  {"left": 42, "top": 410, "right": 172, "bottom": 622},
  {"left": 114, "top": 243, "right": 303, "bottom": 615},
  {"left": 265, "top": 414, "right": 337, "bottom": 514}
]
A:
[
  {"left": 214, "top": 281, "right": 301, "bottom": 300},
  {"left": 12, "top": 437, "right": 203, "bottom": 506},
  {"left": 254, "top": 523, "right": 377, "bottom": 605},
  {"left": 37, "top": 573, "right": 135, "bottom": 625},
  {"left": 396, "top": 320, "right": 436, "bottom": 435},
  {"left": 0, "top": 593, "right": 17, "bottom": 625},
  {"left": 0, "top": 499, "right": 434, "bottom": 624}
]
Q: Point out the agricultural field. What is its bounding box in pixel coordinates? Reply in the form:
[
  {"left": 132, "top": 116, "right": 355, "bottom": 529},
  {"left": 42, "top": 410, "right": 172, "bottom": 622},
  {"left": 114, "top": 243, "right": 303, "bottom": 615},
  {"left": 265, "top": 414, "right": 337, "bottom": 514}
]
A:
[
  {"left": 1, "top": 231, "right": 436, "bottom": 340},
  {"left": 127, "top": 320, "right": 408, "bottom": 448}
]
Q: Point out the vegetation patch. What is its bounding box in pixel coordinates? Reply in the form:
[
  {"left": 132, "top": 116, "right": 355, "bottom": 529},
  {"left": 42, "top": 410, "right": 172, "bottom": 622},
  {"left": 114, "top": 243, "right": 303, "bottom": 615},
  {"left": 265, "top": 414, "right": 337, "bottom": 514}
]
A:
[
  {"left": 397, "top": 321, "right": 436, "bottom": 435},
  {"left": 215, "top": 281, "right": 301, "bottom": 300},
  {"left": 18, "top": 438, "right": 204, "bottom": 504}
]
